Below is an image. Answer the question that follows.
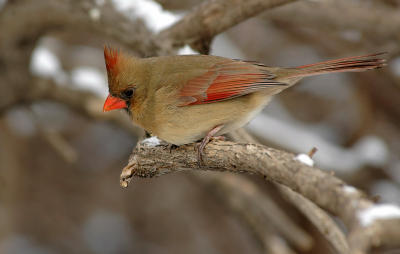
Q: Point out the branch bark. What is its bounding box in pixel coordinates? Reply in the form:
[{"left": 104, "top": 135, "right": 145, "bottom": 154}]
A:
[{"left": 121, "top": 140, "right": 400, "bottom": 253}]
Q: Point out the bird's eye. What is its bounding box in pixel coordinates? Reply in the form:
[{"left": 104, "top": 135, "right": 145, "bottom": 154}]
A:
[{"left": 121, "top": 88, "right": 134, "bottom": 99}]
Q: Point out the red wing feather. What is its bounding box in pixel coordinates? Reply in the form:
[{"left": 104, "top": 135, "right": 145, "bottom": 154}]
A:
[{"left": 179, "top": 60, "right": 286, "bottom": 106}]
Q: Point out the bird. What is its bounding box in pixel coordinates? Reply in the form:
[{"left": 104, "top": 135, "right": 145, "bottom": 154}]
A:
[{"left": 102, "top": 46, "right": 385, "bottom": 162}]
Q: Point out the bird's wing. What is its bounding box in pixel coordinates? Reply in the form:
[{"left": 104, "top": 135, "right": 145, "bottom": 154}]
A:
[{"left": 178, "top": 59, "right": 287, "bottom": 106}]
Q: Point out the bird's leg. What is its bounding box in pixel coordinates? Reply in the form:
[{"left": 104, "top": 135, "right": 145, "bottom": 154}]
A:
[{"left": 197, "top": 124, "right": 224, "bottom": 166}]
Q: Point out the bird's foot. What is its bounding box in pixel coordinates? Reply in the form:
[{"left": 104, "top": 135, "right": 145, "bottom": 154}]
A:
[
  {"left": 162, "top": 143, "right": 179, "bottom": 153},
  {"left": 196, "top": 125, "right": 224, "bottom": 167}
]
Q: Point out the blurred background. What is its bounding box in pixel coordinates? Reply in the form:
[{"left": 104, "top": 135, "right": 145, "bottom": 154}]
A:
[{"left": 1, "top": 0, "right": 400, "bottom": 253}]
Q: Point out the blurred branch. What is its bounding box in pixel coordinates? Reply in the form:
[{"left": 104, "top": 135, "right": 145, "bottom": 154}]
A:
[
  {"left": 121, "top": 139, "right": 400, "bottom": 253},
  {"left": 154, "top": 0, "right": 297, "bottom": 54},
  {"left": 2, "top": 78, "right": 144, "bottom": 136},
  {"left": 276, "top": 184, "right": 349, "bottom": 254},
  {"left": 194, "top": 173, "right": 313, "bottom": 252},
  {"left": 266, "top": 0, "right": 400, "bottom": 49},
  {"left": 0, "top": 0, "right": 152, "bottom": 113}
]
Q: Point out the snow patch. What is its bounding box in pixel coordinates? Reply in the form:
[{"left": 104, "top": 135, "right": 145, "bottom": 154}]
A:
[
  {"left": 111, "top": 0, "right": 182, "bottom": 32},
  {"left": 295, "top": 154, "right": 314, "bottom": 167},
  {"left": 353, "top": 136, "right": 388, "bottom": 167},
  {"left": 343, "top": 185, "right": 357, "bottom": 194},
  {"left": 142, "top": 136, "right": 161, "bottom": 147},
  {"left": 30, "top": 46, "right": 61, "bottom": 77},
  {"left": 71, "top": 67, "right": 108, "bottom": 97},
  {"left": 178, "top": 45, "right": 197, "bottom": 55},
  {"left": 358, "top": 204, "right": 400, "bottom": 226},
  {"left": 89, "top": 8, "right": 101, "bottom": 21}
]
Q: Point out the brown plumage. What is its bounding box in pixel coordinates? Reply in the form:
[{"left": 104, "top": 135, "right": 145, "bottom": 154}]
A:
[{"left": 103, "top": 47, "right": 385, "bottom": 160}]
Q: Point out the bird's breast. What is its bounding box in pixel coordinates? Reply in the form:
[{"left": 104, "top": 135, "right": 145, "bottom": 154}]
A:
[{"left": 138, "top": 91, "right": 272, "bottom": 145}]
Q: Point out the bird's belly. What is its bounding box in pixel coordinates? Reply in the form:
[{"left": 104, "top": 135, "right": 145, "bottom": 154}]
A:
[
  {"left": 217, "top": 99, "right": 269, "bottom": 136},
  {"left": 150, "top": 92, "right": 271, "bottom": 145}
]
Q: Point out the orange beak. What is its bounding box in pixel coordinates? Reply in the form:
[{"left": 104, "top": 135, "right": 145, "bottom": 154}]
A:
[{"left": 103, "top": 94, "right": 127, "bottom": 112}]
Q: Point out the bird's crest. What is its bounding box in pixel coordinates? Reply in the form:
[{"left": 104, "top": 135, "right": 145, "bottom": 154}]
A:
[{"left": 104, "top": 46, "right": 120, "bottom": 77}]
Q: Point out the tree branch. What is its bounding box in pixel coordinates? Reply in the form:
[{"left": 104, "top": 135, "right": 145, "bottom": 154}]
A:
[
  {"left": 153, "top": 0, "right": 297, "bottom": 54},
  {"left": 193, "top": 173, "right": 313, "bottom": 252},
  {"left": 121, "top": 139, "right": 400, "bottom": 253},
  {"left": 276, "top": 183, "right": 349, "bottom": 254}
]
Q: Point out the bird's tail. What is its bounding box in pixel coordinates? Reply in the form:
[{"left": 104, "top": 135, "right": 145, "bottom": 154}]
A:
[{"left": 288, "top": 53, "right": 386, "bottom": 78}]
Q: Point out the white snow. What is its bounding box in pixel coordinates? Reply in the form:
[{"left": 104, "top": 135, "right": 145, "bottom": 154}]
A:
[
  {"left": 358, "top": 204, "right": 400, "bottom": 227},
  {"left": 89, "top": 8, "right": 101, "bottom": 21},
  {"left": 141, "top": 136, "right": 161, "bottom": 147},
  {"left": 71, "top": 67, "right": 108, "bottom": 97},
  {"left": 295, "top": 154, "right": 314, "bottom": 167},
  {"left": 30, "top": 42, "right": 108, "bottom": 96},
  {"left": 111, "top": 0, "right": 182, "bottom": 32},
  {"left": 343, "top": 185, "right": 357, "bottom": 194},
  {"left": 178, "top": 45, "right": 197, "bottom": 55},
  {"left": 30, "top": 46, "right": 62, "bottom": 78}
]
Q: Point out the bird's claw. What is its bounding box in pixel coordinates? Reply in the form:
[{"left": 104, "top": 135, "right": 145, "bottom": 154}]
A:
[
  {"left": 196, "top": 125, "right": 224, "bottom": 167},
  {"left": 162, "top": 143, "right": 179, "bottom": 153},
  {"left": 196, "top": 143, "right": 205, "bottom": 167}
]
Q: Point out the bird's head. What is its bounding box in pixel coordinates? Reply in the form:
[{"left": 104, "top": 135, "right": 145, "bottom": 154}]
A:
[{"left": 102, "top": 46, "right": 145, "bottom": 112}]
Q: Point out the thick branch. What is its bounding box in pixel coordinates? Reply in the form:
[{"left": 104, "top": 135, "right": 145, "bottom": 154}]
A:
[
  {"left": 154, "top": 0, "right": 297, "bottom": 54},
  {"left": 121, "top": 140, "right": 400, "bottom": 253},
  {"left": 122, "top": 140, "right": 364, "bottom": 221}
]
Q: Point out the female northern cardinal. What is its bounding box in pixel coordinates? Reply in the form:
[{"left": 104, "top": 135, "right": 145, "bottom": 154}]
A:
[{"left": 103, "top": 47, "right": 385, "bottom": 161}]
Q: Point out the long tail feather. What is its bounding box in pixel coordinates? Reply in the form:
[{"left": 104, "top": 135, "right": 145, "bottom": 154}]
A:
[{"left": 291, "top": 53, "right": 387, "bottom": 78}]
